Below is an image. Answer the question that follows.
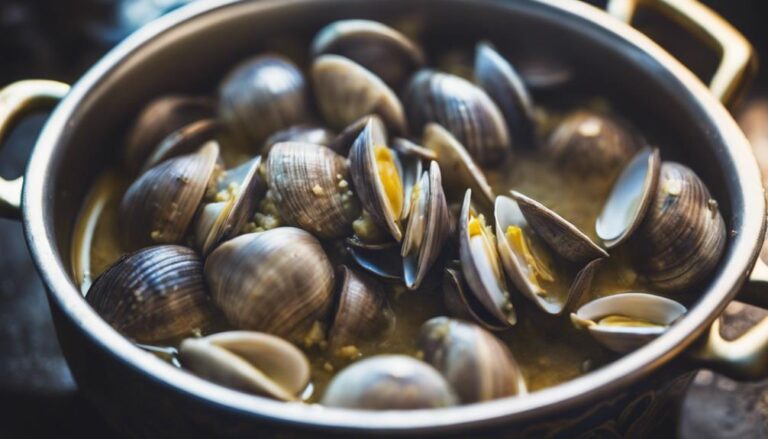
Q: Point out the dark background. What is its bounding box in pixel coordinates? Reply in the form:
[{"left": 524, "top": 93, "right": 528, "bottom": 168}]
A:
[{"left": 0, "top": 0, "right": 767, "bottom": 437}]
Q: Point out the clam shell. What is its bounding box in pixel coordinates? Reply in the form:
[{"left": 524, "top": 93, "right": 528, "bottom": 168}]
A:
[
  {"left": 141, "top": 118, "right": 220, "bottom": 173},
  {"left": 419, "top": 317, "right": 526, "bottom": 403},
  {"left": 510, "top": 190, "right": 608, "bottom": 263},
  {"left": 345, "top": 238, "right": 403, "bottom": 280},
  {"left": 545, "top": 111, "right": 639, "bottom": 174},
  {"left": 86, "top": 245, "right": 215, "bottom": 343},
  {"left": 123, "top": 95, "right": 214, "bottom": 173},
  {"left": 219, "top": 54, "right": 310, "bottom": 148},
  {"left": 402, "top": 161, "right": 450, "bottom": 290},
  {"left": 179, "top": 331, "right": 309, "bottom": 401},
  {"left": 392, "top": 137, "right": 437, "bottom": 162},
  {"left": 328, "top": 266, "right": 395, "bottom": 350},
  {"left": 423, "top": 123, "right": 495, "bottom": 211},
  {"left": 266, "top": 142, "right": 360, "bottom": 239},
  {"left": 262, "top": 124, "right": 335, "bottom": 156},
  {"left": 571, "top": 292, "right": 686, "bottom": 353},
  {"left": 120, "top": 142, "right": 219, "bottom": 248},
  {"left": 394, "top": 140, "right": 425, "bottom": 221},
  {"left": 205, "top": 228, "right": 335, "bottom": 339},
  {"left": 474, "top": 41, "right": 534, "bottom": 147},
  {"left": 321, "top": 355, "right": 458, "bottom": 409},
  {"left": 633, "top": 162, "right": 727, "bottom": 292},
  {"left": 404, "top": 69, "right": 509, "bottom": 166},
  {"left": 442, "top": 265, "right": 509, "bottom": 331},
  {"left": 312, "top": 54, "right": 407, "bottom": 134},
  {"left": 596, "top": 147, "right": 661, "bottom": 249},
  {"left": 311, "top": 19, "right": 425, "bottom": 90},
  {"left": 349, "top": 117, "right": 404, "bottom": 241},
  {"left": 327, "top": 114, "right": 376, "bottom": 155},
  {"left": 458, "top": 189, "right": 516, "bottom": 328}
]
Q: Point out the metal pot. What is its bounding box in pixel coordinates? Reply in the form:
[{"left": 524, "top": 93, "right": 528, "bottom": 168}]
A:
[{"left": 0, "top": 0, "right": 767, "bottom": 436}]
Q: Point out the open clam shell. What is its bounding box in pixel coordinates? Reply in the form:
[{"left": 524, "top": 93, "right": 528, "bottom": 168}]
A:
[
  {"left": 495, "top": 195, "right": 602, "bottom": 315},
  {"left": 311, "top": 19, "right": 425, "bottom": 90},
  {"left": 328, "top": 265, "right": 395, "bottom": 351},
  {"left": 423, "top": 123, "right": 495, "bottom": 210},
  {"left": 510, "top": 190, "right": 608, "bottom": 264},
  {"left": 312, "top": 54, "right": 407, "bottom": 134},
  {"left": 404, "top": 69, "right": 510, "bottom": 166},
  {"left": 179, "top": 331, "right": 310, "bottom": 401},
  {"left": 266, "top": 142, "right": 360, "bottom": 239},
  {"left": 219, "top": 54, "right": 310, "bottom": 148},
  {"left": 458, "top": 189, "right": 516, "bottom": 328},
  {"left": 474, "top": 41, "right": 534, "bottom": 147},
  {"left": 120, "top": 142, "right": 219, "bottom": 248},
  {"left": 394, "top": 139, "right": 425, "bottom": 221},
  {"left": 345, "top": 237, "right": 403, "bottom": 280},
  {"left": 442, "top": 264, "right": 509, "bottom": 331},
  {"left": 321, "top": 355, "right": 458, "bottom": 410},
  {"left": 349, "top": 117, "right": 404, "bottom": 242},
  {"left": 571, "top": 292, "right": 687, "bottom": 353},
  {"left": 194, "top": 156, "right": 266, "bottom": 255},
  {"left": 419, "top": 317, "right": 526, "bottom": 403},
  {"left": 86, "top": 245, "right": 215, "bottom": 343},
  {"left": 402, "top": 161, "right": 450, "bottom": 290},
  {"left": 596, "top": 147, "right": 661, "bottom": 249}
]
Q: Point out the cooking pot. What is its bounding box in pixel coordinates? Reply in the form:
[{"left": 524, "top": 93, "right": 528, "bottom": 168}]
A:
[{"left": 1, "top": 0, "right": 767, "bottom": 436}]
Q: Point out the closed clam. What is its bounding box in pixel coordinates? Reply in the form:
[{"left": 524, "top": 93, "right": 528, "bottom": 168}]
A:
[
  {"left": 120, "top": 142, "right": 219, "bottom": 248},
  {"left": 328, "top": 266, "right": 395, "bottom": 351},
  {"left": 402, "top": 161, "right": 450, "bottom": 290},
  {"left": 311, "top": 19, "right": 425, "bottom": 90},
  {"left": 544, "top": 111, "right": 639, "bottom": 174},
  {"left": 458, "top": 189, "right": 516, "bottom": 328},
  {"left": 194, "top": 156, "right": 266, "bottom": 255},
  {"left": 571, "top": 292, "right": 687, "bottom": 353},
  {"left": 510, "top": 190, "right": 608, "bottom": 264},
  {"left": 141, "top": 118, "right": 220, "bottom": 173},
  {"left": 219, "top": 54, "right": 310, "bottom": 149},
  {"left": 423, "top": 123, "right": 495, "bottom": 210},
  {"left": 419, "top": 317, "right": 526, "bottom": 403},
  {"left": 312, "top": 54, "right": 407, "bottom": 134},
  {"left": 474, "top": 41, "right": 534, "bottom": 146},
  {"left": 266, "top": 142, "right": 360, "bottom": 239},
  {"left": 404, "top": 69, "right": 509, "bottom": 166},
  {"left": 349, "top": 117, "right": 404, "bottom": 241},
  {"left": 180, "top": 331, "right": 310, "bottom": 401},
  {"left": 495, "top": 195, "right": 603, "bottom": 315},
  {"left": 123, "top": 95, "right": 214, "bottom": 173},
  {"left": 263, "top": 124, "right": 335, "bottom": 156},
  {"left": 86, "top": 245, "right": 215, "bottom": 343},
  {"left": 205, "top": 228, "right": 335, "bottom": 339},
  {"left": 321, "top": 355, "right": 458, "bottom": 409}
]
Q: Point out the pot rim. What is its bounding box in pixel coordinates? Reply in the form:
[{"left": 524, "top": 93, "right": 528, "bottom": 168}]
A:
[{"left": 21, "top": 0, "right": 765, "bottom": 433}]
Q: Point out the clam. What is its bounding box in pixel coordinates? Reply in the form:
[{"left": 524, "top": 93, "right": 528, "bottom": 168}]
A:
[
  {"left": 262, "top": 124, "right": 335, "bottom": 156},
  {"left": 404, "top": 69, "right": 510, "bottom": 166},
  {"left": 123, "top": 95, "right": 214, "bottom": 173},
  {"left": 458, "top": 189, "right": 516, "bottom": 328},
  {"left": 194, "top": 156, "right": 266, "bottom": 255},
  {"left": 474, "top": 42, "right": 534, "bottom": 146},
  {"left": 510, "top": 191, "right": 608, "bottom": 264},
  {"left": 327, "top": 266, "right": 395, "bottom": 351},
  {"left": 141, "top": 118, "right": 220, "bottom": 173},
  {"left": 179, "top": 331, "right": 309, "bottom": 401},
  {"left": 345, "top": 237, "right": 403, "bottom": 280},
  {"left": 219, "top": 54, "right": 310, "bottom": 149},
  {"left": 321, "top": 355, "right": 458, "bottom": 409},
  {"left": 442, "top": 264, "right": 509, "bottom": 331},
  {"left": 633, "top": 162, "right": 727, "bottom": 292},
  {"left": 119, "top": 142, "right": 219, "bottom": 248},
  {"left": 571, "top": 292, "right": 687, "bottom": 353},
  {"left": 86, "top": 245, "right": 215, "bottom": 343},
  {"left": 266, "top": 142, "right": 360, "bottom": 239},
  {"left": 311, "top": 19, "right": 425, "bottom": 90},
  {"left": 402, "top": 161, "right": 450, "bottom": 290},
  {"left": 419, "top": 317, "right": 526, "bottom": 403},
  {"left": 312, "top": 54, "right": 407, "bottom": 134},
  {"left": 495, "top": 195, "right": 603, "bottom": 314},
  {"left": 423, "top": 123, "right": 495, "bottom": 210},
  {"left": 596, "top": 147, "right": 661, "bottom": 249},
  {"left": 205, "top": 228, "right": 335, "bottom": 340},
  {"left": 544, "top": 111, "right": 639, "bottom": 174},
  {"left": 349, "top": 117, "right": 404, "bottom": 241}
]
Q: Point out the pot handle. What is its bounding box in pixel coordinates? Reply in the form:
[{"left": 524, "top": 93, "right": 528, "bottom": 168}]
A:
[
  {"left": 605, "top": 0, "right": 755, "bottom": 107},
  {"left": 0, "top": 80, "right": 70, "bottom": 219}
]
